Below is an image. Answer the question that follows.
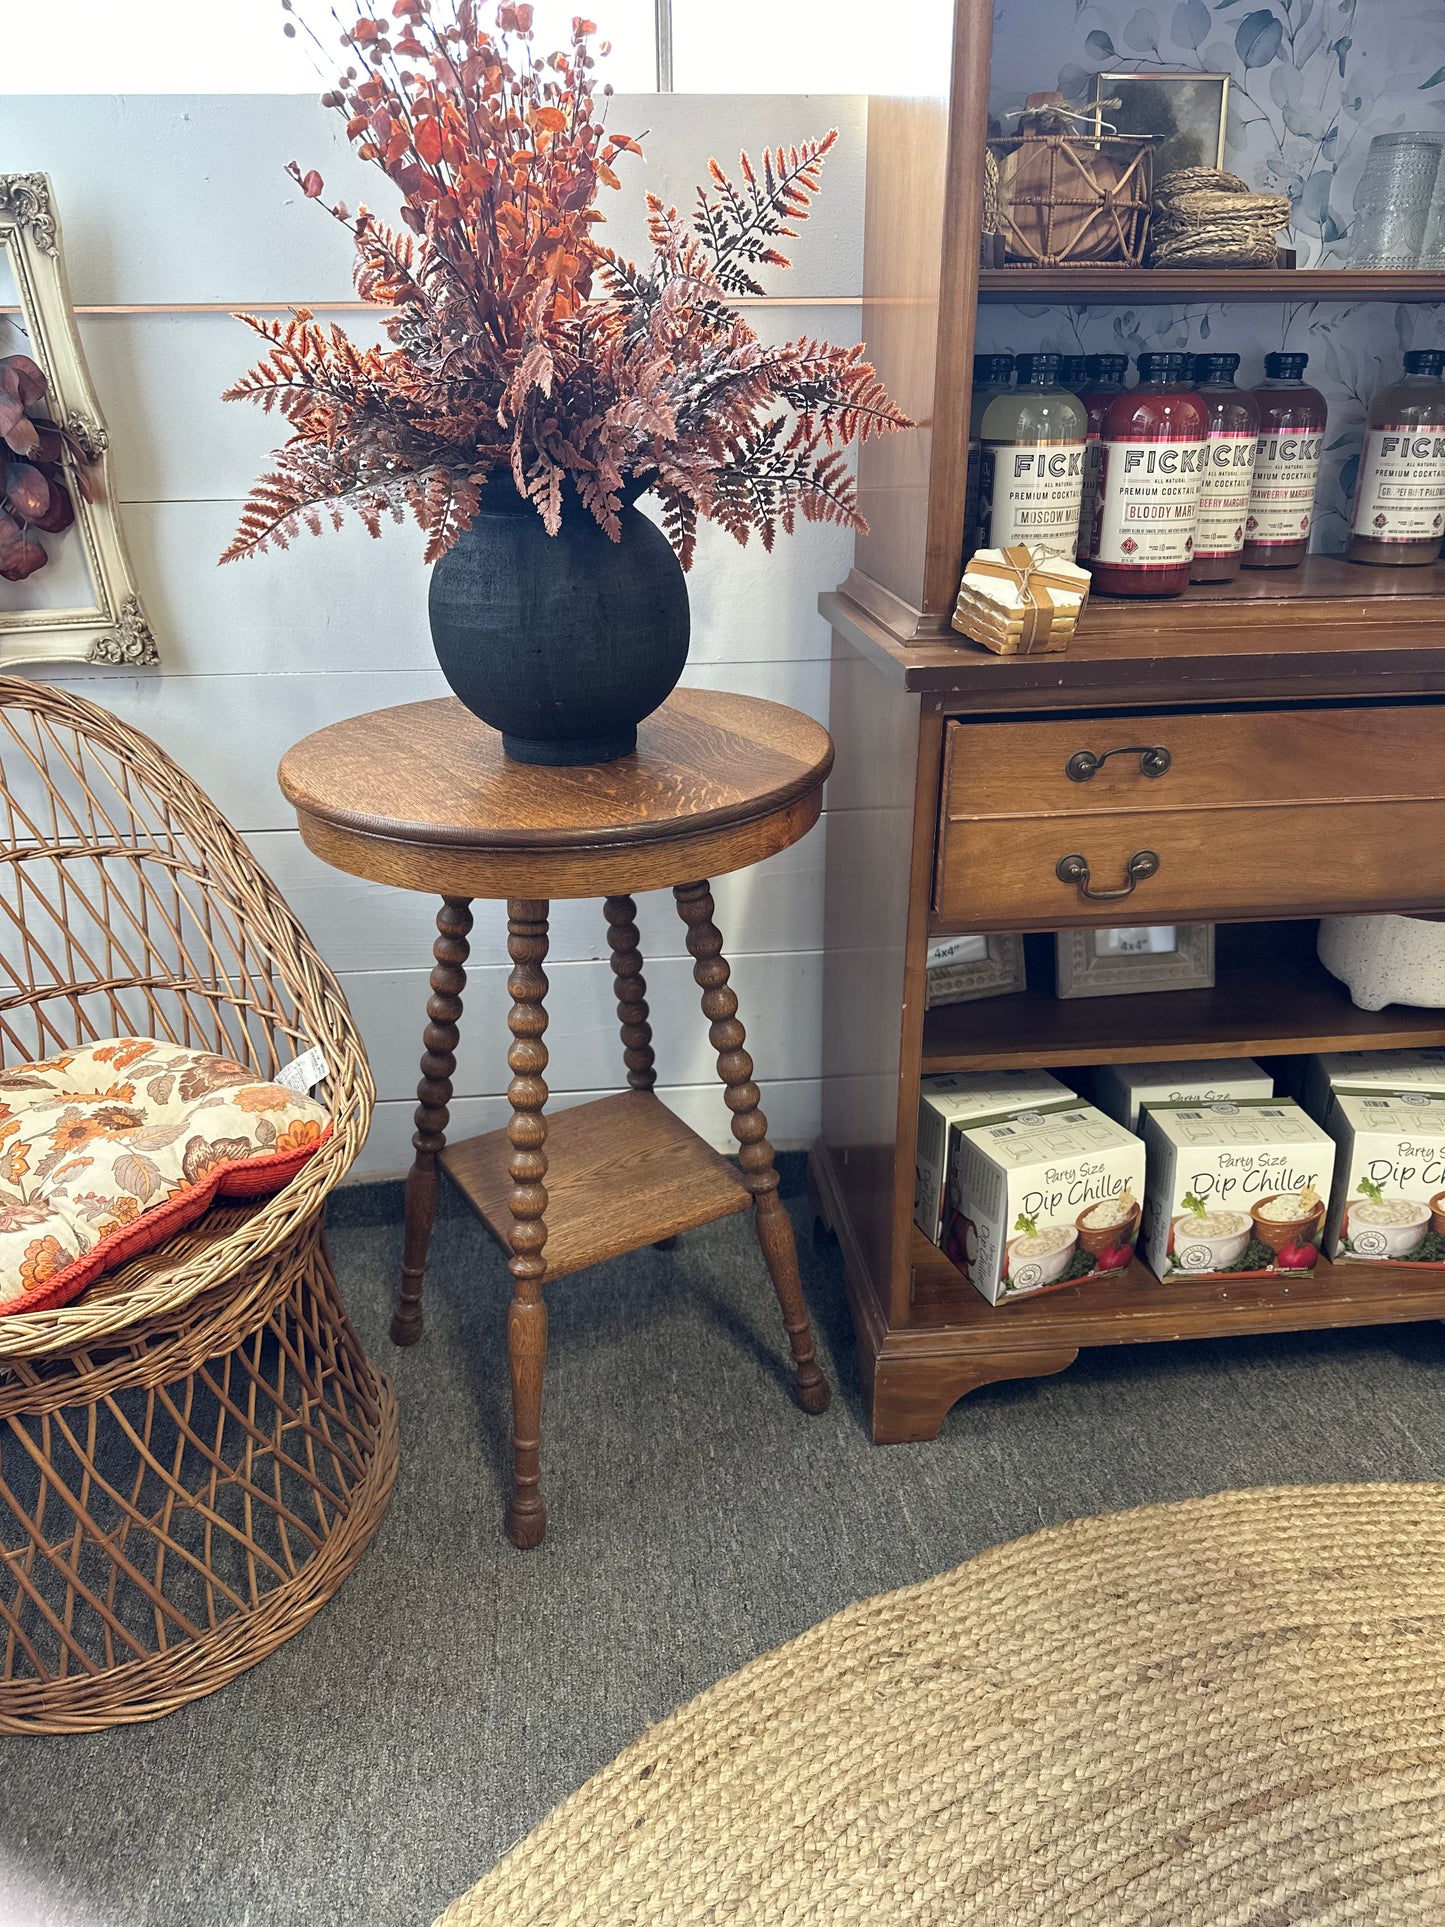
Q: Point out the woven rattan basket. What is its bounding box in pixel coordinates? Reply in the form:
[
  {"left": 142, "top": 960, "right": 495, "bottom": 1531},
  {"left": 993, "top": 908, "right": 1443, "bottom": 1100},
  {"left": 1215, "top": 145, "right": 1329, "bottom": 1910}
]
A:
[
  {"left": 990, "top": 101, "right": 1153, "bottom": 267},
  {"left": 1148, "top": 167, "right": 1290, "bottom": 267}
]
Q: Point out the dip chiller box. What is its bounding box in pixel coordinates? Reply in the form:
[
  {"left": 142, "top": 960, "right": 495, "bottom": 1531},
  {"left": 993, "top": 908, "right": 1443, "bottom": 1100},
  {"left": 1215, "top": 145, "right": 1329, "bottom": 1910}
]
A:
[
  {"left": 1093, "top": 1057, "right": 1273, "bottom": 1133},
  {"left": 1323, "top": 1090, "right": 1445, "bottom": 1265},
  {"left": 914, "top": 1070, "right": 1076, "bottom": 1248},
  {"left": 1296, "top": 1048, "right": 1445, "bottom": 1125},
  {"left": 1142, "top": 1098, "right": 1337, "bottom": 1281},
  {"left": 948, "top": 1103, "right": 1145, "bottom": 1304}
]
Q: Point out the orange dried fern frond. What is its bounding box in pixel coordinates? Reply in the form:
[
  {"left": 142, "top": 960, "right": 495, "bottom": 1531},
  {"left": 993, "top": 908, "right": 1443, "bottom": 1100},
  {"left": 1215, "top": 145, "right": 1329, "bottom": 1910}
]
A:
[{"left": 221, "top": 6, "right": 910, "bottom": 571}]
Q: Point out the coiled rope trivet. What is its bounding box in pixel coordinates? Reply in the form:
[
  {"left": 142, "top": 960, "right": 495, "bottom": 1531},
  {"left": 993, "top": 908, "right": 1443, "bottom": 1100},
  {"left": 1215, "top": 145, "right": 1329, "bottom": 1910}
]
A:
[{"left": 437, "top": 1484, "right": 1445, "bottom": 1925}]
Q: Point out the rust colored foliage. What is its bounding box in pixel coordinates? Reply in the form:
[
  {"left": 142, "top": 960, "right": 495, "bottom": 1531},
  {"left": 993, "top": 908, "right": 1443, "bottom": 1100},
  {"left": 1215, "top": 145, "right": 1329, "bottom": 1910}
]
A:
[{"left": 222, "top": 1, "right": 910, "bottom": 568}]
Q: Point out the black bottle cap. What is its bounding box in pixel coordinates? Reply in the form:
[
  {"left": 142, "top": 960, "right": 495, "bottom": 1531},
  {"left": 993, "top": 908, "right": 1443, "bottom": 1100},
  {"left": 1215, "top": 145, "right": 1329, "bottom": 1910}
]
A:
[
  {"left": 1057, "top": 355, "right": 1089, "bottom": 387},
  {"left": 1194, "top": 352, "right": 1241, "bottom": 383},
  {"left": 1015, "top": 352, "right": 1061, "bottom": 384},
  {"left": 1263, "top": 352, "right": 1309, "bottom": 379},
  {"left": 1136, "top": 351, "right": 1195, "bottom": 383},
  {"left": 972, "top": 353, "right": 1015, "bottom": 386},
  {"left": 1403, "top": 349, "right": 1445, "bottom": 378},
  {"left": 1084, "top": 353, "right": 1129, "bottom": 383}
]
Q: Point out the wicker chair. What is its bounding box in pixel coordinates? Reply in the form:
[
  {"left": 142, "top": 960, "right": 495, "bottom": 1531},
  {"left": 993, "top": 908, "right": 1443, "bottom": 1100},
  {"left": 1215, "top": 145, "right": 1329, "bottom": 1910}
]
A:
[{"left": 0, "top": 678, "right": 396, "bottom": 1733}]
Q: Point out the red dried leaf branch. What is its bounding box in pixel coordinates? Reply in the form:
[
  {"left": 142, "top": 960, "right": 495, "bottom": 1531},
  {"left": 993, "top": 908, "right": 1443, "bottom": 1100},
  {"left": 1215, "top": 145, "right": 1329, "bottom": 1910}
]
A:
[{"left": 222, "top": 1, "right": 910, "bottom": 569}]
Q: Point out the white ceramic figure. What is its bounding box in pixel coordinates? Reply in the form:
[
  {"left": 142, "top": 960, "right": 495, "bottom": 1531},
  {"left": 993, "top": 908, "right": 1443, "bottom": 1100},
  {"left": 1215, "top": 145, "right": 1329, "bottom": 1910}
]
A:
[{"left": 1318, "top": 914, "right": 1445, "bottom": 1013}]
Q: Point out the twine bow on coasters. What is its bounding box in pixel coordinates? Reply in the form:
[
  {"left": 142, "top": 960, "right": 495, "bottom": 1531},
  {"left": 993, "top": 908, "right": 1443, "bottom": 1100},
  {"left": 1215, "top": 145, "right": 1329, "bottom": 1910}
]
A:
[{"left": 956, "top": 544, "right": 1089, "bottom": 654}]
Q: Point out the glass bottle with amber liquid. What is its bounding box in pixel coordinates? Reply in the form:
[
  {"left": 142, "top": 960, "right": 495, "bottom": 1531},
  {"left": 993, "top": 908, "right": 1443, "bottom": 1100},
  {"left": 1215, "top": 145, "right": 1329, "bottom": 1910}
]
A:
[
  {"left": 1347, "top": 349, "right": 1445, "bottom": 566},
  {"left": 978, "top": 351, "right": 1087, "bottom": 559},
  {"left": 1243, "top": 352, "right": 1327, "bottom": 569},
  {"left": 1190, "top": 353, "right": 1260, "bottom": 583},
  {"left": 1075, "top": 353, "right": 1129, "bottom": 562},
  {"left": 963, "top": 353, "right": 1015, "bottom": 560}
]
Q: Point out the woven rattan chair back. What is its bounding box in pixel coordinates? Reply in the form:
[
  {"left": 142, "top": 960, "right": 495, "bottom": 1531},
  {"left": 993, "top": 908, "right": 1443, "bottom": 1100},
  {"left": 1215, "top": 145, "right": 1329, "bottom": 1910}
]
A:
[
  {"left": 0, "top": 679, "right": 374, "bottom": 1358},
  {"left": 0, "top": 681, "right": 393, "bottom": 1733}
]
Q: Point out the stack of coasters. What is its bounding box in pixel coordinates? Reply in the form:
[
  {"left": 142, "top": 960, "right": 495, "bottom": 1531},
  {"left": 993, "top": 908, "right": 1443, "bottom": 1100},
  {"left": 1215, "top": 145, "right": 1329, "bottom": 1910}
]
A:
[{"left": 951, "top": 543, "right": 1091, "bottom": 656}]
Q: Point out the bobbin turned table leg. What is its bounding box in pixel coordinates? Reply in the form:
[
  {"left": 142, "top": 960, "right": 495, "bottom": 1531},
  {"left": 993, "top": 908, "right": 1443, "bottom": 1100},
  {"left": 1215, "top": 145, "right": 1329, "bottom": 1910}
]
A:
[
  {"left": 674, "top": 880, "right": 831, "bottom": 1415},
  {"left": 603, "top": 894, "right": 675, "bottom": 1250},
  {"left": 395, "top": 896, "right": 473, "bottom": 1346},
  {"left": 504, "top": 899, "right": 551, "bottom": 1550}
]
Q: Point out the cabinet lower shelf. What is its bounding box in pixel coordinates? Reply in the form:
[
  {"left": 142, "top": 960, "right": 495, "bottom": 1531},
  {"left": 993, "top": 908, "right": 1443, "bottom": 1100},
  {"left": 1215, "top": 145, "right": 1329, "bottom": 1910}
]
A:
[
  {"left": 921, "top": 924, "right": 1445, "bottom": 1071},
  {"left": 909, "top": 1226, "right": 1445, "bottom": 1348}
]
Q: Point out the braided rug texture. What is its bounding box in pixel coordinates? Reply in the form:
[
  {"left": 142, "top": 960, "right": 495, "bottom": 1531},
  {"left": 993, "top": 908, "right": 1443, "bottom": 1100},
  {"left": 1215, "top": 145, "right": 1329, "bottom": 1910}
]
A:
[{"left": 437, "top": 1484, "right": 1445, "bottom": 1926}]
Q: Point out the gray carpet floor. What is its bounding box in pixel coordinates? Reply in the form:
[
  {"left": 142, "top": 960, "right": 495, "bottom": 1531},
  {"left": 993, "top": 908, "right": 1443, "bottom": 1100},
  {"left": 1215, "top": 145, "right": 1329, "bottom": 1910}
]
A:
[{"left": 4, "top": 1159, "right": 1445, "bottom": 1927}]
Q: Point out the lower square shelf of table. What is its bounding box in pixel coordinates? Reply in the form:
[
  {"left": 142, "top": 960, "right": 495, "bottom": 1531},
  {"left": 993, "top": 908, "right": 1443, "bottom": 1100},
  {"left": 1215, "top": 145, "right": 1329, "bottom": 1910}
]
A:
[{"left": 441, "top": 1089, "right": 754, "bottom": 1280}]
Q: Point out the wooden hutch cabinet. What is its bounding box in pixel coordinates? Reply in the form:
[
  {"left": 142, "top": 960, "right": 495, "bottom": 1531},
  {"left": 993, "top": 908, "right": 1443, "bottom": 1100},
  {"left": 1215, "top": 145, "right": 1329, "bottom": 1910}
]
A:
[{"left": 810, "top": 0, "right": 1445, "bottom": 1443}]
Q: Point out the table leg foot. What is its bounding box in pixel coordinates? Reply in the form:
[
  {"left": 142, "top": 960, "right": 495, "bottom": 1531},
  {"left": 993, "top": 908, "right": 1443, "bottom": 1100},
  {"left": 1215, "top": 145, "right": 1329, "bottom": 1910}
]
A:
[
  {"left": 504, "top": 898, "right": 551, "bottom": 1549},
  {"left": 396, "top": 896, "right": 472, "bottom": 1348},
  {"left": 674, "top": 879, "right": 832, "bottom": 1418}
]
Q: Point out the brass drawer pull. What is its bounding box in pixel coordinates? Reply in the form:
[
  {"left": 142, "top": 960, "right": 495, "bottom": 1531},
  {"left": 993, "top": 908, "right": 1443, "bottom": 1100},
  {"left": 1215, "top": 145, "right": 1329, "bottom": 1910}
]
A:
[
  {"left": 1056, "top": 849, "right": 1160, "bottom": 900},
  {"left": 1065, "top": 745, "right": 1173, "bottom": 783}
]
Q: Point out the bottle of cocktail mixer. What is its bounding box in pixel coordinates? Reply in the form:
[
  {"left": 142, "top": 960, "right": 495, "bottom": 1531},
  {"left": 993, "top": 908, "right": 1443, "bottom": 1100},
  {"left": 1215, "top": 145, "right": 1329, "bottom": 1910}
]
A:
[
  {"left": 1190, "top": 353, "right": 1260, "bottom": 584},
  {"left": 1243, "top": 352, "right": 1327, "bottom": 568},
  {"left": 1347, "top": 349, "right": 1445, "bottom": 566},
  {"left": 977, "top": 352, "right": 1087, "bottom": 558},
  {"left": 1075, "top": 353, "right": 1129, "bottom": 563},
  {"left": 963, "top": 353, "right": 1015, "bottom": 559},
  {"left": 1090, "top": 351, "right": 1208, "bottom": 597}
]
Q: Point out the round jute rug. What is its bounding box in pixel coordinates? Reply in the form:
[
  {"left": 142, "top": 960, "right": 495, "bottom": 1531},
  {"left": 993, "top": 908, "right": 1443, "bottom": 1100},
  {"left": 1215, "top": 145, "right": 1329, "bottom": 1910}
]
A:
[{"left": 435, "top": 1485, "right": 1445, "bottom": 1926}]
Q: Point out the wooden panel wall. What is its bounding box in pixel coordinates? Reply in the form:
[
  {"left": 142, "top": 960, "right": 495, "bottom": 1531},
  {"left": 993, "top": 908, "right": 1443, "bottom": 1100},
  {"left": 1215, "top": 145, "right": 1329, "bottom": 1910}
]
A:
[
  {"left": 0, "top": 93, "right": 867, "bottom": 1177},
  {"left": 852, "top": 0, "right": 994, "bottom": 634}
]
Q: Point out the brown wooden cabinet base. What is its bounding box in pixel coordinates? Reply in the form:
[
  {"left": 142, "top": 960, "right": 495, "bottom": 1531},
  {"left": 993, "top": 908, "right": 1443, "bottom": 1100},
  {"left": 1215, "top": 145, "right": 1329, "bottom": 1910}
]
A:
[{"left": 811, "top": 1136, "right": 1445, "bottom": 1445}]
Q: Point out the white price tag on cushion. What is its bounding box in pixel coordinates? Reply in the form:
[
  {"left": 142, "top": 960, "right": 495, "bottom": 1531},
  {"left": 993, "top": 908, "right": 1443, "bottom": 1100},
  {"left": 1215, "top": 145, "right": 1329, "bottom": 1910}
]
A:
[{"left": 275, "top": 1046, "right": 329, "bottom": 1094}]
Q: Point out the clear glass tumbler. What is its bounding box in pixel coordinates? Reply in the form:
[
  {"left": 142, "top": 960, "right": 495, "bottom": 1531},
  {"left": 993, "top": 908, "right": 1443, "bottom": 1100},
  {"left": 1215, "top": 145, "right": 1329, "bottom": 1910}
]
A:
[
  {"left": 1419, "top": 166, "right": 1445, "bottom": 268},
  {"left": 1350, "top": 133, "right": 1444, "bottom": 269}
]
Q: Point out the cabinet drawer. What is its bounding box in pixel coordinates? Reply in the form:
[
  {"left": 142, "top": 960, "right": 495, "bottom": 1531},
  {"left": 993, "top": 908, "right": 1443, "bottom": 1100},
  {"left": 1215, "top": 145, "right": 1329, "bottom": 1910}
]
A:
[
  {"left": 944, "top": 703, "right": 1445, "bottom": 820},
  {"left": 935, "top": 702, "right": 1445, "bottom": 930},
  {"left": 935, "top": 802, "right": 1445, "bottom": 929}
]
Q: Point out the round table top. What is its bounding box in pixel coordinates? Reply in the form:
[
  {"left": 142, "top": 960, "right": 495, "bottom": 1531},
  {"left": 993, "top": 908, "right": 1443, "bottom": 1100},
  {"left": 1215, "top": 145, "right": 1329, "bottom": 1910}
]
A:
[{"left": 278, "top": 688, "right": 834, "bottom": 900}]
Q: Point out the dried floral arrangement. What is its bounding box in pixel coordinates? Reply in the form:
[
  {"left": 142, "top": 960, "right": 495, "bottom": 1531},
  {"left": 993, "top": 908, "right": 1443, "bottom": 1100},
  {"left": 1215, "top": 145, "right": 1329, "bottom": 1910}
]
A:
[
  {"left": 222, "top": 0, "right": 909, "bottom": 569},
  {"left": 0, "top": 354, "right": 90, "bottom": 582}
]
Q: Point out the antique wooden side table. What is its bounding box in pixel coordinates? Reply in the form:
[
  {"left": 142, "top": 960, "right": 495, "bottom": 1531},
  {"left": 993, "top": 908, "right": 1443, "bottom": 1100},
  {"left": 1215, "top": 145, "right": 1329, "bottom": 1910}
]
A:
[{"left": 279, "top": 687, "right": 833, "bottom": 1547}]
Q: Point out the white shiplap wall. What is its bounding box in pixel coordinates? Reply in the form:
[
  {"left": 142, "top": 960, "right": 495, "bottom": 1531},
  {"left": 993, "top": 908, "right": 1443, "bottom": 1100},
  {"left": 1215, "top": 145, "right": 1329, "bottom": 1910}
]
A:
[{"left": 0, "top": 95, "right": 864, "bottom": 1177}]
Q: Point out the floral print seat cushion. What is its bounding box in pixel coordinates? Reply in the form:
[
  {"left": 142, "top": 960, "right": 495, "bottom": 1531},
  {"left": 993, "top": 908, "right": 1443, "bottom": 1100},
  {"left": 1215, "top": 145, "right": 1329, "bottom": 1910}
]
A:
[{"left": 0, "top": 1038, "right": 331, "bottom": 1319}]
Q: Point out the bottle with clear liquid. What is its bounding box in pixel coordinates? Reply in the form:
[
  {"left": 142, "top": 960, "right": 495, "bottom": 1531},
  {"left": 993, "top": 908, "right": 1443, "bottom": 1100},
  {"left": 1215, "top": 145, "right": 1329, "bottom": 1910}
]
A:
[
  {"left": 1190, "top": 353, "right": 1259, "bottom": 584},
  {"left": 1347, "top": 349, "right": 1445, "bottom": 567},
  {"left": 963, "top": 353, "right": 1015, "bottom": 560},
  {"left": 977, "top": 351, "right": 1086, "bottom": 559}
]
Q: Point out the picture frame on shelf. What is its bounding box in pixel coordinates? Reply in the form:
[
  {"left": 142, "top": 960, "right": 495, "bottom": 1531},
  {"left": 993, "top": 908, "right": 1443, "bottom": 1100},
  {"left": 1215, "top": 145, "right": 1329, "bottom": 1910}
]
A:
[
  {"left": 1055, "top": 924, "right": 1215, "bottom": 1000},
  {"left": 926, "top": 933, "right": 1026, "bottom": 1008},
  {"left": 0, "top": 174, "right": 156, "bottom": 666},
  {"left": 1094, "top": 72, "right": 1229, "bottom": 179}
]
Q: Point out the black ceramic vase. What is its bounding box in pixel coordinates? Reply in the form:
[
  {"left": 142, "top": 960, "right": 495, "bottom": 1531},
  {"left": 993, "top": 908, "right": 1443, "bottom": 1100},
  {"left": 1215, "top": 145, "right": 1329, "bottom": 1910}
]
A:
[{"left": 428, "top": 484, "right": 690, "bottom": 765}]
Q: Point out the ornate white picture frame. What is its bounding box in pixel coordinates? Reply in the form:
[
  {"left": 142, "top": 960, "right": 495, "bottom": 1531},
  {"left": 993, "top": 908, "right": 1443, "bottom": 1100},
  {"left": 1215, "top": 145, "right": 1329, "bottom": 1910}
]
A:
[
  {"left": 1055, "top": 924, "right": 1215, "bottom": 1000},
  {"left": 0, "top": 174, "right": 157, "bottom": 666}
]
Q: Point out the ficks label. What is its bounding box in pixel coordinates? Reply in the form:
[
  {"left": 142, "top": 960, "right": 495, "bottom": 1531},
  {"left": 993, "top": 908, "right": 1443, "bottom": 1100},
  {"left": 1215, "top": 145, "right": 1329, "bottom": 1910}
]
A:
[
  {"left": 1094, "top": 437, "right": 1205, "bottom": 569},
  {"left": 1195, "top": 430, "right": 1258, "bottom": 558},
  {"left": 1350, "top": 425, "right": 1445, "bottom": 543},
  {"left": 1246, "top": 432, "right": 1323, "bottom": 545},
  {"left": 980, "top": 439, "right": 1086, "bottom": 558}
]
